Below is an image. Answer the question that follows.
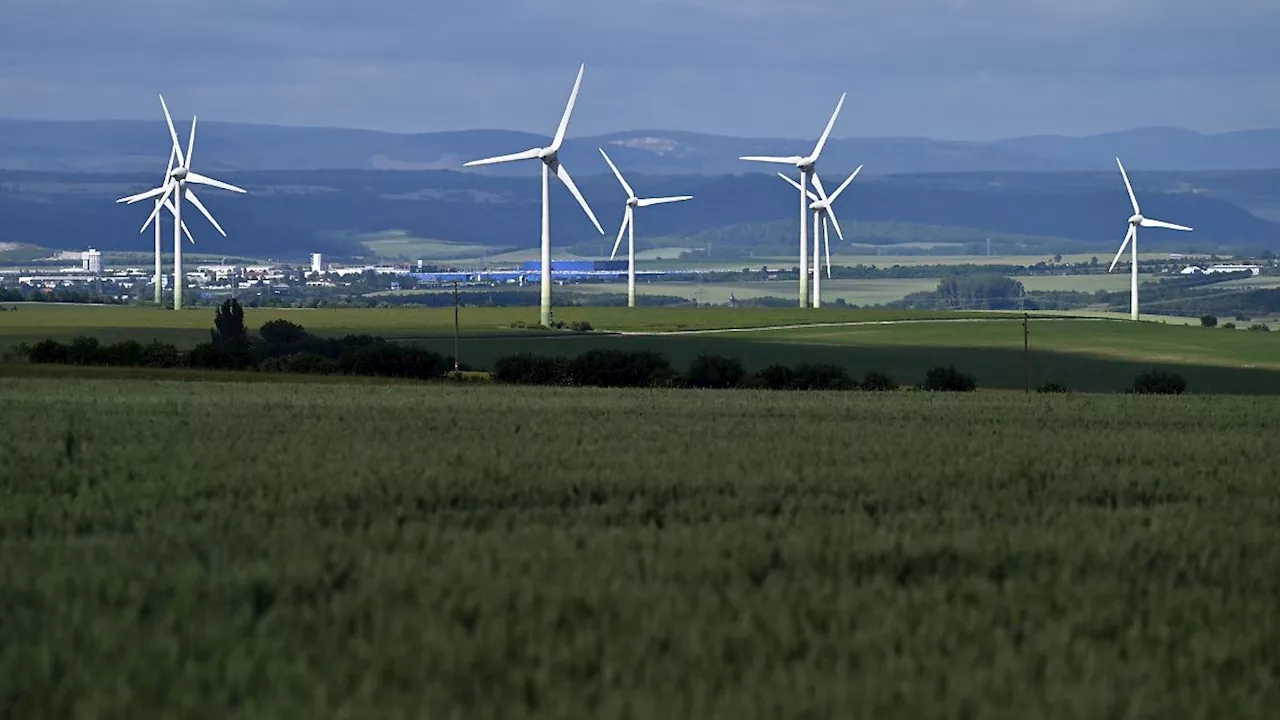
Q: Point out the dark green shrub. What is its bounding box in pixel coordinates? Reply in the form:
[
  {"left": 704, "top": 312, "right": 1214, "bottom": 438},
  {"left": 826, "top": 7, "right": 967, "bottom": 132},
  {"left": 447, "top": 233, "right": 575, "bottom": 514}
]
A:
[
  {"left": 860, "top": 370, "right": 897, "bottom": 392},
  {"left": 1036, "top": 382, "right": 1071, "bottom": 393},
  {"left": 1200, "top": 315, "right": 1218, "bottom": 328},
  {"left": 570, "top": 320, "right": 593, "bottom": 332},
  {"left": 790, "top": 363, "right": 854, "bottom": 390},
  {"left": 569, "top": 348, "right": 672, "bottom": 388},
  {"left": 259, "top": 319, "right": 309, "bottom": 345},
  {"left": 100, "top": 340, "right": 145, "bottom": 367},
  {"left": 686, "top": 354, "right": 747, "bottom": 389},
  {"left": 753, "top": 364, "right": 796, "bottom": 390},
  {"left": 1130, "top": 370, "right": 1187, "bottom": 395},
  {"left": 493, "top": 353, "right": 572, "bottom": 385},
  {"left": 921, "top": 366, "right": 977, "bottom": 392},
  {"left": 140, "top": 341, "right": 181, "bottom": 368},
  {"left": 1248, "top": 323, "right": 1271, "bottom": 332},
  {"left": 1223, "top": 322, "right": 1237, "bottom": 329},
  {"left": 66, "top": 336, "right": 103, "bottom": 365},
  {"left": 28, "top": 339, "right": 68, "bottom": 364}
]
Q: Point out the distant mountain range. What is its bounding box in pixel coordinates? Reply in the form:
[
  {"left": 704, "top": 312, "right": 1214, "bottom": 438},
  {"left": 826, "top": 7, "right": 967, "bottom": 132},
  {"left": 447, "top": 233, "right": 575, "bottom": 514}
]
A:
[
  {"left": 2, "top": 119, "right": 1280, "bottom": 175},
  {"left": 2, "top": 167, "right": 1277, "bottom": 260}
]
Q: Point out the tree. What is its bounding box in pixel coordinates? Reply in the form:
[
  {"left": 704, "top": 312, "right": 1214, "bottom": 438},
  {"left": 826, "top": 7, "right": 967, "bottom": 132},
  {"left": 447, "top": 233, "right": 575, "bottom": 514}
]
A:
[
  {"left": 1053, "top": 254, "right": 1063, "bottom": 263},
  {"left": 687, "top": 354, "right": 747, "bottom": 389},
  {"left": 1200, "top": 315, "right": 1218, "bottom": 328},
  {"left": 1130, "top": 370, "right": 1187, "bottom": 395},
  {"left": 212, "top": 299, "right": 247, "bottom": 345},
  {"left": 921, "top": 366, "right": 977, "bottom": 392}
]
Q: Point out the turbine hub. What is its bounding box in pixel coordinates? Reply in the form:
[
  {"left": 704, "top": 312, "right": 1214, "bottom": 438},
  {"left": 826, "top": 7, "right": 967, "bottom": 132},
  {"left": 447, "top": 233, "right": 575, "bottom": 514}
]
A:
[
  {"left": 1129, "top": 213, "right": 1143, "bottom": 226},
  {"left": 626, "top": 197, "right": 639, "bottom": 208},
  {"left": 538, "top": 147, "right": 556, "bottom": 161},
  {"left": 171, "top": 166, "right": 189, "bottom": 180}
]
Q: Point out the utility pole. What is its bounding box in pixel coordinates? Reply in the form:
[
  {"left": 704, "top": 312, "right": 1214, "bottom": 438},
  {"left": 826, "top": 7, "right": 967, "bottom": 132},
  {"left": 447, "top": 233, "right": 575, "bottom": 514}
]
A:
[
  {"left": 453, "top": 281, "right": 460, "bottom": 372},
  {"left": 1023, "top": 312, "right": 1030, "bottom": 394}
]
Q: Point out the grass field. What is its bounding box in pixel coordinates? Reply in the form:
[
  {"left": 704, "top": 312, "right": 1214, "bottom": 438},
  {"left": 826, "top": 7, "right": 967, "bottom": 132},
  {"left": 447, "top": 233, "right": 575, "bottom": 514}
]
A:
[
  {"left": 3, "top": 378, "right": 1279, "bottom": 718},
  {"left": 358, "top": 232, "right": 507, "bottom": 261},
  {"left": 4, "top": 304, "right": 1279, "bottom": 393}
]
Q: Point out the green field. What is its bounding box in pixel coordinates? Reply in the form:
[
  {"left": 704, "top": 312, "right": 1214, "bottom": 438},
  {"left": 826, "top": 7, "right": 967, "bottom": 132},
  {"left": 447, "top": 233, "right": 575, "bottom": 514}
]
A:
[
  {"left": 3, "top": 379, "right": 1279, "bottom": 718},
  {"left": 358, "top": 231, "right": 507, "bottom": 261},
  {"left": 4, "top": 304, "right": 1280, "bottom": 393}
]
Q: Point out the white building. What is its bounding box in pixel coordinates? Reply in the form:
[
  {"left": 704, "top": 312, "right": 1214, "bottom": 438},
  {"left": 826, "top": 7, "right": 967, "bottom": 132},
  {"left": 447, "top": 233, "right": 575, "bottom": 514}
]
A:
[
  {"left": 311, "top": 253, "right": 323, "bottom": 273},
  {"left": 1181, "top": 264, "right": 1261, "bottom": 277},
  {"left": 81, "top": 248, "right": 102, "bottom": 274}
]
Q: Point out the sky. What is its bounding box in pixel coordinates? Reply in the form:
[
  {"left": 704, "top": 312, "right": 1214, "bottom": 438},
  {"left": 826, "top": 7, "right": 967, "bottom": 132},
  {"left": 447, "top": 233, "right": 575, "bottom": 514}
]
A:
[{"left": 1, "top": 0, "right": 1277, "bottom": 141}]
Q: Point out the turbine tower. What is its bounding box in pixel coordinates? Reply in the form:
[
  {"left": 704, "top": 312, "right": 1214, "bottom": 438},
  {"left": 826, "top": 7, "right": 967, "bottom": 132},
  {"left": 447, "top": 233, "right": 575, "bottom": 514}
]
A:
[
  {"left": 779, "top": 167, "right": 862, "bottom": 307},
  {"left": 117, "top": 95, "right": 246, "bottom": 310},
  {"left": 739, "top": 93, "right": 846, "bottom": 308},
  {"left": 1107, "top": 157, "right": 1193, "bottom": 321},
  {"left": 599, "top": 149, "right": 692, "bottom": 308},
  {"left": 463, "top": 64, "right": 605, "bottom": 327}
]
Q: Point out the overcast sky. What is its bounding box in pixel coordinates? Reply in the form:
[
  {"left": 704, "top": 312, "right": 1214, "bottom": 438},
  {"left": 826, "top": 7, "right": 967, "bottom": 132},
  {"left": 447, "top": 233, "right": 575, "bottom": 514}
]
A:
[{"left": 1, "top": 0, "right": 1277, "bottom": 140}]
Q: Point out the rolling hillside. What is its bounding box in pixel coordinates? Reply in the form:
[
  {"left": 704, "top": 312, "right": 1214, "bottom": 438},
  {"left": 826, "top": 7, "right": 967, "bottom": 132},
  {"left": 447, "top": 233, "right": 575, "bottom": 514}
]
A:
[{"left": 1, "top": 168, "right": 1276, "bottom": 260}]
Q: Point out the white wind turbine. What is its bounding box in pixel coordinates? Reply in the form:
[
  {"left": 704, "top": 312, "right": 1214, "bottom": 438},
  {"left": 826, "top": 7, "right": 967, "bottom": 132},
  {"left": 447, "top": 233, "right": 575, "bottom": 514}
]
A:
[
  {"left": 132, "top": 146, "right": 193, "bottom": 306},
  {"left": 1108, "top": 157, "right": 1193, "bottom": 320},
  {"left": 778, "top": 167, "right": 862, "bottom": 307},
  {"left": 463, "top": 64, "right": 605, "bottom": 327},
  {"left": 740, "top": 92, "right": 846, "bottom": 308},
  {"left": 117, "top": 95, "right": 246, "bottom": 310},
  {"left": 598, "top": 148, "right": 692, "bottom": 308}
]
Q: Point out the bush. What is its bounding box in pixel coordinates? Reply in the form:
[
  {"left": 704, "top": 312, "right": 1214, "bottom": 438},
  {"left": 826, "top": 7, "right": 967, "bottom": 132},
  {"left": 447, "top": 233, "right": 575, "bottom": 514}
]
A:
[
  {"left": 261, "top": 352, "right": 337, "bottom": 375},
  {"left": 493, "top": 353, "right": 572, "bottom": 385},
  {"left": 921, "top": 366, "right": 977, "bottom": 392},
  {"left": 1036, "top": 382, "right": 1071, "bottom": 394},
  {"left": 790, "top": 363, "right": 854, "bottom": 390},
  {"left": 1223, "top": 322, "right": 1237, "bottom": 329},
  {"left": 569, "top": 348, "right": 673, "bottom": 388},
  {"left": 860, "top": 370, "right": 897, "bottom": 392},
  {"left": 570, "top": 320, "right": 593, "bottom": 332},
  {"left": 27, "top": 339, "right": 68, "bottom": 364},
  {"left": 1248, "top": 323, "right": 1271, "bottom": 332},
  {"left": 259, "top": 319, "right": 309, "bottom": 345},
  {"left": 752, "top": 364, "right": 796, "bottom": 390},
  {"left": 140, "top": 341, "right": 181, "bottom": 368},
  {"left": 100, "top": 340, "right": 145, "bottom": 367},
  {"left": 1200, "top": 315, "right": 1218, "bottom": 328},
  {"left": 1130, "top": 370, "right": 1187, "bottom": 395},
  {"left": 335, "top": 343, "right": 450, "bottom": 380},
  {"left": 65, "top": 336, "right": 103, "bottom": 365},
  {"left": 686, "top": 354, "right": 747, "bottom": 389}
]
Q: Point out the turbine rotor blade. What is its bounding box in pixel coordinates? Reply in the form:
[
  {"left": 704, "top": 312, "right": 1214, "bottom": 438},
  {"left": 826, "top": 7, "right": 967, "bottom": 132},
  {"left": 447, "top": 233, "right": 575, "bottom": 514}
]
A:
[
  {"left": 186, "top": 172, "right": 247, "bottom": 194},
  {"left": 1116, "top": 157, "right": 1140, "bottom": 215},
  {"left": 551, "top": 64, "right": 585, "bottom": 152},
  {"left": 118, "top": 185, "right": 168, "bottom": 204},
  {"left": 1140, "top": 218, "right": 1193, "bottom": 232},
  {"left": 610, "top": 207, "right": 631, "bottom": 260},
  {"left": 636, "top": 196, "right": 693, "bottom": 208},
  {"left": 139, "top": 183, "right": 177, "bottom": 231},
  {"left": 824, "top": 216, "right": 833, "bottom": 278},
  {"left": 185, "top": 189, "right": 226, "bottom": 237},
  {"left": 598, "top": 148, "right": 635, "bottom": 198},
  {"left": 776, "top": 173, "right": 819, "bottom": 201},
  {"left": 741, "top": 155, "right": 805, "bottom": 165},
  {"left": 159, "top": 94, "right": 186, "bottom": 166},
  {"left": 829, "top": 165, "right": 863, "bottom": 202},
  {"left": 553, "top": 162, "right": 605, "bottom": 235},
  {"left": 809, "top": 92, "right": 846, "bottom": 160},
  {"left": 811, "top": 173, "right": 830, "bottom": 202},
  {"left": 827, "top": 207, "right": 845, "bottom": 243},
  {"left": 186, "top": 116, "right": 197, "bottom": 169},
  {"left": 1108, "top": 226, "right": 1134, "bottom": 273},
  {"left": 463, "top": 148, "right": 543, "bottom": 167}
]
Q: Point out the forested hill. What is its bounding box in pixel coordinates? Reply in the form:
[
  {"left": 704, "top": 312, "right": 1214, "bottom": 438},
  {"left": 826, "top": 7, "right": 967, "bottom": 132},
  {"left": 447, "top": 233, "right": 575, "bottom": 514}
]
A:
[
  {"left": 1, "top": 119, "right": 1279, "bottom": 175},
  {"left": 1, "top": 168, "right": 1277, "bottom": 259}
]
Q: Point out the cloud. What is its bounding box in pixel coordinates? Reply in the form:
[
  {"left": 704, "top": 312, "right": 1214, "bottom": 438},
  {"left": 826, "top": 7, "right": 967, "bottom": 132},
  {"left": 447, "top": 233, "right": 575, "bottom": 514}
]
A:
[{"left": 0, "top": 0, "right": 1277, "bottom": 139}]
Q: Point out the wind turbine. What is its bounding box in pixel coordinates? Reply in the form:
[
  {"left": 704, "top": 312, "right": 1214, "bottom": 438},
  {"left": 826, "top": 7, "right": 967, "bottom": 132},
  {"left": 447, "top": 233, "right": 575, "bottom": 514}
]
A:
[
  {"left": 778, "top": 167, "right": 862, "bottom": 307},
  {"left": 740, "top": 92, "right": 846, "bottom": 308},
  {"left": 117, "top": 95, "right": 246, "bottom": 310},
  {"left": 463, "top": 64, "right": 605, "bottom": 327},
  {"left": 133, "top": 146, "right": 193, "bottom": 306},
  {"left": 1108, "top": 157, "right": 1192, "bottom": 321},
  {"left": 599, "top": 149, "right": 692, "bottom": 308}
]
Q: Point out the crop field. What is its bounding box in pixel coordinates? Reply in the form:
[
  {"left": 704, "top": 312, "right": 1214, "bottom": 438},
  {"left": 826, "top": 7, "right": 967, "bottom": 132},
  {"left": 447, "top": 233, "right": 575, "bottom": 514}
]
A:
[
  {"left": 570, "top": 278, "right": 942, "bottom": 305},
  {"left": 2, "top": 378, "right": 1279, "bottom": 718}
]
